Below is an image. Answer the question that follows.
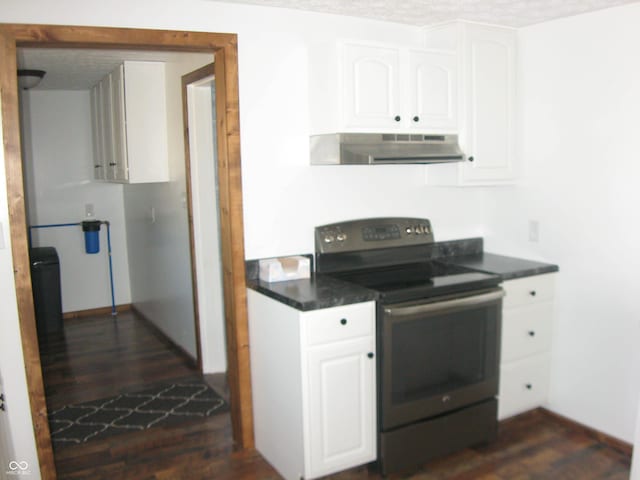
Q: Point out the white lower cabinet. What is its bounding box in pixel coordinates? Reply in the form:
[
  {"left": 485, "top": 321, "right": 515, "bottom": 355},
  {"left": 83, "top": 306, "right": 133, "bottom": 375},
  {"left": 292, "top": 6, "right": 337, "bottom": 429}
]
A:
[
  {"left": 307, "top": 336, "right": 376, "bottom": 475},
  {"left": 500, "top": 354, "right": 551, "bottom": 419},
  {"left": 247, "top": 289, "right": 377, "bottom": 480},
  {"left": 498, "top": 273, "right": 556, "bottom": 420}
]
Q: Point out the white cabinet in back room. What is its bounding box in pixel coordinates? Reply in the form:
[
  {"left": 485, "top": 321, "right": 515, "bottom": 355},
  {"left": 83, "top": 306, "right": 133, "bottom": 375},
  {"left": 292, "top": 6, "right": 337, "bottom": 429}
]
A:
[
  {"left": 247, "top": 289, "right": 377, "bottom": 480},
  {"left": 425, "top": 21, "right": 517, "bottom": 185},
  {"left": 498, "top": 273, "right": 556, "bottom": 420},
  {"left": 90, "top": 61, "right": 169, "bottom": 183}
]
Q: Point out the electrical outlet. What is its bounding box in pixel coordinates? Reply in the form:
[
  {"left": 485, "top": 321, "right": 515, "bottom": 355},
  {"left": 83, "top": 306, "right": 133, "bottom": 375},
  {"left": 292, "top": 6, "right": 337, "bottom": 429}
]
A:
[
  {"left": 85, "top": 203, "right": 95, "bottom": 218},
  {"left": 529, "top": 220, "right": 539, "bottom": 243}
]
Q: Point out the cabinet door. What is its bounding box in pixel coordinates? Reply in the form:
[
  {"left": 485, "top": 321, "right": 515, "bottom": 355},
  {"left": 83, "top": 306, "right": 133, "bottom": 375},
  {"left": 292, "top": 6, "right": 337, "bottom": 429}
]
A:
[
  {"left": 499, "top": 354, "right": 551, "bottom": 420},
  {"left": 342, "top": 43, "right": 401, "bottom": 129},
  {"left": 408, "top": 50, "right": 458, "bottom": 130},
  {"left": 306, "top": 337, "right": 376, "bottom": 478},
  {"left": 90, "top": 85, "right": 106, "bottom": 180},
  {"left": 110, "top": 65, "right": 129, "bottom": 182},
  {"left": 461, "top": 25, "right": 516, "bottom": 183},
  {"left": 99, "top": 76, "right": 115, "bottom": 180},
  {"left": 123, "top": 61, "right": 169, "bottom": 183},
  {"left": 501, "top": 302, "right": 554, "bottom": 362}
]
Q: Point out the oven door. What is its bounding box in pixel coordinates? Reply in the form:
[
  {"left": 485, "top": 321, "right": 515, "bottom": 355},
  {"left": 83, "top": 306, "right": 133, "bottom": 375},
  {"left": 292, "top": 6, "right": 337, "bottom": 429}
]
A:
[{"left": 380, "top": 287, "right": 503, "bottom": 431}]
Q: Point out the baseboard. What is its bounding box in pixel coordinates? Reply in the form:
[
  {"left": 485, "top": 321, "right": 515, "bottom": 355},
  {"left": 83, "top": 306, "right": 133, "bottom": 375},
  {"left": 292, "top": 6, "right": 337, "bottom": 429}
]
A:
[
  {"left": 536, "top": 408, "right": 633, "bottom": 457},
  {"left": 131, "top": 305, "right": 199, "bottom": 370},
  {"left": 63, "top": 304, "right": 131, "bottom": 319}
]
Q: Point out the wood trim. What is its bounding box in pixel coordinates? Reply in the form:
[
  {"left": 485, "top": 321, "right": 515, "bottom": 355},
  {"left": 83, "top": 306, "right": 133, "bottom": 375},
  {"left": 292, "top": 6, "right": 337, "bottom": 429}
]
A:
[
  {"left": 0, "top": 23, "right": 252, "bottom": 478},
  {"left": 181, "top": 62, "right": 216, "bottom": 374},
  {"left": 62, "top": 304, "right": 131, "bottom": 320},
  {"left": 131, "top": 305, "right": 198, "bottom": 369},
  {"left": 213, "top": 45, "right": 254, "bottom": 450},
  {"left": 182, "top": 62, "right": 216, "bottom": 86},
  {"left": 537, "top": 408, "right": 633, "bottom": 457}
]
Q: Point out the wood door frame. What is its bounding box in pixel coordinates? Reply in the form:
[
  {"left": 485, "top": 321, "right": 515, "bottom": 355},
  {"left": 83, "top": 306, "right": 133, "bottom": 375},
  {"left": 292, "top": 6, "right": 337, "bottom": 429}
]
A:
[
  {"left": 181, "top": 62, "right": 216, "bottom": 373},
  {"left": 0, "top": 24, "right": 253, "bottom": 479}
]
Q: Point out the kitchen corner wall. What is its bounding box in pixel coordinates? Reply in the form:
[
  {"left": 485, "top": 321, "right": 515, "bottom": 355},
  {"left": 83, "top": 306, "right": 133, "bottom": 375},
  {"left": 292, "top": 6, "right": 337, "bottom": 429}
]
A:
[
  {"left": 21, "top": 90, "right": 132, "bottom": 312},
  {"left": 123, "top": 53, "right": 211, "bottom": 360},
  {"left": 487, "top": 4, "right": 640, "bottom": 443}
]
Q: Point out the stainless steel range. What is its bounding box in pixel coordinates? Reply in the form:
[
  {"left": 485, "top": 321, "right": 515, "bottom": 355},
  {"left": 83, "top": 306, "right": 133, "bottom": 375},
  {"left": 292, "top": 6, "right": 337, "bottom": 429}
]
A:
[{"left": 315, "top": 217, "right": 504, "bottom": 475}]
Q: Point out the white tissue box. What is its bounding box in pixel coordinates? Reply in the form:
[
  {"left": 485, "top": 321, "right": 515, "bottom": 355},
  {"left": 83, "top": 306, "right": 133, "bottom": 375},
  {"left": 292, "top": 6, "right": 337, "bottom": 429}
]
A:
[{"left": 259, "top": 256, "right": 311, "bottom": 283}]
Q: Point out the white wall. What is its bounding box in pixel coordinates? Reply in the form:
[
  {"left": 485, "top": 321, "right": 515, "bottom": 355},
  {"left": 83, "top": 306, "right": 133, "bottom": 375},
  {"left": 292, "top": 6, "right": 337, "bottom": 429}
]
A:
[
  {"left": 21, "top": 90, "right": 131, "bottom": 312},
  {"left": 0, "top": 103, "right": 41, "bottom": 479},
  {"left": 123, "top": 53, "right": 211, "bottom": 359},
  {"left": 486, "top": 4, "right": 640, "bottom": 443}
]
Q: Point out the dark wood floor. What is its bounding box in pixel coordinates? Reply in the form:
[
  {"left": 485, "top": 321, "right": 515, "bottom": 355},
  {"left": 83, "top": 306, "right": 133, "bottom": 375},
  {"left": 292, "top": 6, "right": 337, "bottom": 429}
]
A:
[
  {"left": 39, "top": 311, "right": 201, "bottom": 411},
  {"left": 40, "top": 312, "right": 632, "bottom": 479}
]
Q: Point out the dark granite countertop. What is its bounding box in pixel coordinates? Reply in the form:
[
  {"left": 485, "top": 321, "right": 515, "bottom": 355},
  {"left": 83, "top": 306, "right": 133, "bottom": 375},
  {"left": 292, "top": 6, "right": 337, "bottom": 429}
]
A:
[
  {"left": 247, "top": 274, "right": 378, "bottom": 311},
  {"left": 448, "top": 252, "right": 559, "bottom": 280},
  {"left": 246, "top": 240, "right": 558, "bottom": 311}
]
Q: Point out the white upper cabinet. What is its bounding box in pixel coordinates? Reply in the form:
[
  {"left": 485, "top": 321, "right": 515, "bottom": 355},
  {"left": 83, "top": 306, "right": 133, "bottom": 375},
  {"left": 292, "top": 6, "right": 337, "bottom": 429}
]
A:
[
  {"left": 425, "top": 21, "right": 517, "bottom": 185},
  {"left": 308, "top": 41, "right": 459, "bottom": 134},
  {"left": 408, "top": 49, "right": 458, "bottom": 130},
  {"left": 462, "top": 24, "right": 516, "bottom": 183},
  {"left": 90, "top": 61, "right": 169, "bottom": 183}
]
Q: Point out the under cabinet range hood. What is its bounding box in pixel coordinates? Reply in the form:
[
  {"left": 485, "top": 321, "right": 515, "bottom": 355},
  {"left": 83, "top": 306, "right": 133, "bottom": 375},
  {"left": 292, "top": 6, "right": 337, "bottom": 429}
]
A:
[{"left": 310, "top": 133, "right": 465, "bottom": 165}]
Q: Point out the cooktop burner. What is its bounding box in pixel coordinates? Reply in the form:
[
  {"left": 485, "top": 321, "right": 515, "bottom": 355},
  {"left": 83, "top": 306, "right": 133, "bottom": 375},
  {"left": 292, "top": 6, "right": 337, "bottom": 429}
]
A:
[
  {"left": 315, "top": 218, "right": 501, "bottom": 303},
  {"left": 331, "top": 261, "right": 500, "bottom": 303}
]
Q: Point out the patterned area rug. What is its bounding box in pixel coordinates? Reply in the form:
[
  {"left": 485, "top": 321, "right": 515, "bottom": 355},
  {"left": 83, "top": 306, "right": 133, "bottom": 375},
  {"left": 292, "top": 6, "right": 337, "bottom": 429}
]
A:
[{"left": 49, "top": 380, "right": 228, "bottom": 448}]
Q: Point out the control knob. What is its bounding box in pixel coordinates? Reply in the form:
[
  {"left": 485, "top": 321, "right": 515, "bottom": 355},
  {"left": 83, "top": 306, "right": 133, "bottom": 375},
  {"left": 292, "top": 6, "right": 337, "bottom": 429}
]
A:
[
  {"left": 323, "top": 234, "right": 335, "bottom": 244},
  {"left": 336, "top": 233, "right": 347, "bottom": 242}
]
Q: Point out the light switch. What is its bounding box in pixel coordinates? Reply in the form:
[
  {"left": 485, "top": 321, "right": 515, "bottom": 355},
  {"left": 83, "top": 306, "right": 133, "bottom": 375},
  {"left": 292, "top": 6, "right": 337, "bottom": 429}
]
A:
[{"left": 529, "top": 220, "right": 539, "bottom": 243}]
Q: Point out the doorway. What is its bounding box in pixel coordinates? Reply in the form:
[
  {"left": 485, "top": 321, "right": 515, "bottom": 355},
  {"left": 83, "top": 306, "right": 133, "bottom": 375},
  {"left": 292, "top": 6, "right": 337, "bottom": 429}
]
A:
[
  {"left": 21, "top": 44, "right": 221, "bottom": 406},
  {"left": 0, "top": 25, "right": 252, "bottom": 479}
]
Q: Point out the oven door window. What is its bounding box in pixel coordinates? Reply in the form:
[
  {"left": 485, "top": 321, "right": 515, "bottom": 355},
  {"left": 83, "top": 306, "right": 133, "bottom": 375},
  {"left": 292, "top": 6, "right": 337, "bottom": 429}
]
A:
[{"left": 381, "top": 289, "right": 501, "bottom": 430}]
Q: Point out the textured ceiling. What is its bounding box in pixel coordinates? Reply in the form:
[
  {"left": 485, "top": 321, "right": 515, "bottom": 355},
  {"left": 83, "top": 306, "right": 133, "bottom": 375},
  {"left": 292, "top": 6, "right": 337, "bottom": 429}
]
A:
[
  {"left": 17, "top": 49, "right": 212, "bottom": 90},
  {"left": 17, "top": 0, "right": 639, "bottom": 89},
  {"left": 215, "top": 0, "right": 640, "bottom": 27}
]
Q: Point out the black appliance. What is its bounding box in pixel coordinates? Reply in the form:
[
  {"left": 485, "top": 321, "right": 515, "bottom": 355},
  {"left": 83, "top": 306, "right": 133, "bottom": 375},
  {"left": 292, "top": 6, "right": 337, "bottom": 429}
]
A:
[
  {"left": 30, "top": 247, "right": 63, "bottom": 336},
  {"left": 315, "top": 218, "right": 503, "bottom": 475}
]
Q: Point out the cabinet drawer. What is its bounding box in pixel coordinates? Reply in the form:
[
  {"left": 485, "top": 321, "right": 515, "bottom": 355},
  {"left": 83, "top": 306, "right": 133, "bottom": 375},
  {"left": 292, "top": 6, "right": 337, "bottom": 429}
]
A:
[
  {"left": 303, "top": 302, "right": 375, "bottom": 346},
  {"left": 501, "top": 302, "right": 553, "bottom": 362},
  {"left": 503, "top": 273, "right": 555, "bottom": 309},
  {"left": 499, "top": 354, "right": 551, "bottom": 420}
]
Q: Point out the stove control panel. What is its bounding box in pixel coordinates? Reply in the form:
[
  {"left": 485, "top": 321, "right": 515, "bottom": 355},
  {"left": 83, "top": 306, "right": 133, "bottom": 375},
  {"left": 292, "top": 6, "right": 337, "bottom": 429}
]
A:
[{"left": 315, "top": 217, "right": 434, "bottom": 254}]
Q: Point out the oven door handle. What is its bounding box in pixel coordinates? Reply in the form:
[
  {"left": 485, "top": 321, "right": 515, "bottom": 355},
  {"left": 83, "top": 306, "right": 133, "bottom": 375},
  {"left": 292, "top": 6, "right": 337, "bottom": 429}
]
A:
[{"left": 384, "top": 289, "right": 504, "bottom": 317}]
